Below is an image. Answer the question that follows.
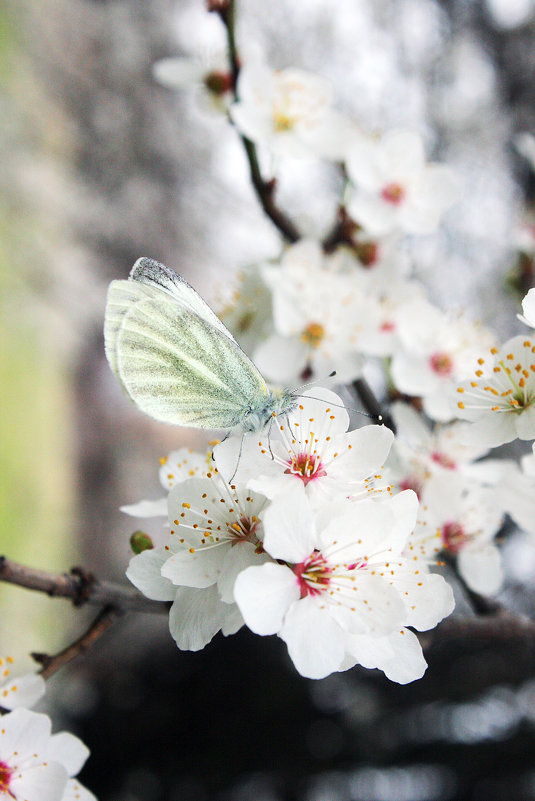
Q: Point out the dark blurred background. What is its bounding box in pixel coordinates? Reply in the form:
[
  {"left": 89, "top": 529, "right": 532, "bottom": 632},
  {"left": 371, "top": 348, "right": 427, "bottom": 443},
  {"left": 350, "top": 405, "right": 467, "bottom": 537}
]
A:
[{"left": 2, "top": 0, "right": 535, "bottom": 798}]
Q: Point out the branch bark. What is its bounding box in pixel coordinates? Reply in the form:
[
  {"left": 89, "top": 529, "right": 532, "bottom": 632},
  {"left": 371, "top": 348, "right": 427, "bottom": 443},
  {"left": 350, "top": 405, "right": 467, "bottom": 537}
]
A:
[
  {"left": 0, "top": 556, "right": 167, "bottom": 615},
  {"left": 218, "top": 0, "right": 301, "bottom": 243}
]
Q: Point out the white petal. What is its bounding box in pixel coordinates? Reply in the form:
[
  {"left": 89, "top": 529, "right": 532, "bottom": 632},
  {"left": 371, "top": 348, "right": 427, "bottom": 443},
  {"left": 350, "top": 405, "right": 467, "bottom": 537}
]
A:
[
  {"left": 0, "top": 673, "right": 46, "bottom": 710},
  {"left": 161, "top": 545, "right": 225, "bottom": 589},
  {"left": 0, "top": 707, "right": 51, "bottom": 755},
  {"left": 521, "top": 288, "right": 535, "bottom": 328},
  {"left": 126, "top": 547, "right": 177, "bottom": 601},
  {"left": 217, "top": 542, "right": 271, "bottom": 603},
  {"left": 220, "top": 604, "right": 244, "bottom": 636},
  {"left": 120, "top": 498, "right": 168, "bottom": 518},
  {"left": 11, "top": 763, "right": 68, "bottom": 801},
  {"left": 168, "top": 586, "right": 227, "bottom": 651},
  {"left": 262, "top": 489, "right": 317, "bottom": 562},
  {"left": 280, "top": 597, "right": 345, "bottom": 679},
  {"left": 233, "top": 563, "right": 300, "bottom": 635},
  {"left": 399, "top": 571, "right": 455, "bottom": 630},
  {"left": 458, "top": 545, "right": 503, "bottom": 595},
  {"left": 347, "top": 628, "right": 427, "bottom": 684},
  {"left": 47, "top": 732, "right": 89, "bottom": 776},
  {"left": 62, "top": 778, "right": 98, "bottom": 801},
  {"left": 338, "top": 424, "right": 394, "bottom": 479},
  {"left": 253, "top": 334, "right": 308, "bottom": 384}
]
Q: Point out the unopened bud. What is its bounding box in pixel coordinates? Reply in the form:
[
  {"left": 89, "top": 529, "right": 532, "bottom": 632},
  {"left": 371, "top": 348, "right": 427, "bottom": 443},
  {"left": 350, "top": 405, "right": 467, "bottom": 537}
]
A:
[{"left": 130, "top": 531, "right": 154, "bottom": 554}]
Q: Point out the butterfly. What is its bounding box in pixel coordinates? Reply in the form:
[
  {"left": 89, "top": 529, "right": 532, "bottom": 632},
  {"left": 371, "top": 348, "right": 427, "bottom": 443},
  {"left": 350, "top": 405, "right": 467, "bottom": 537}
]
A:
[{"left": 104, "top": 257, "right": 297, "bottom": 432}]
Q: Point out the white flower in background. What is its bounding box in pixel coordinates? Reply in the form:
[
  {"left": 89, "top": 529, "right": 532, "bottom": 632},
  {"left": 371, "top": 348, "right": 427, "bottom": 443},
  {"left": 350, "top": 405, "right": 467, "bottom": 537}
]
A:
[
  {"left": 354, "top": 280, "right": 427, "bottom": 358},
  {"left": 0, "top": 656, "right": 45, "bottom": 711},
  {"left": 386, "top": 402, "right": 503, "bottom": 497},
  {"left": 499, "top": 443, "right": 535, "bottom": 538},
  {"left": 126, "top": 469, "right": 273, "bottom": 650},
  {"left": 254, "top": 251, "right": 372, "bottom": 384},
  {"left": 455, "top": 335, "right": 535, "bottom": 447},
  {"left": 153, "top": 51, "right": 233, "bottom": 113},
  {"left": 519, "top": 287, "right": 535, "bottom": 329},
  {"left": 234, "top": 487, "right": 453, "bottom": 682},
  {"left": 217, "top": 263, "right": 274, "bottom": 358},
  {"left": 214, "top": 388, "right": 394, "bottom": 509},
  {"left": 230, "top": 62, "right": 355, "bottom": 159},
  {"left": 0, "top": 707, "right": 95, "bottom": 801},
  {"left": 120, "top": 447, "right": 209, "bottom": 519},
  {"left": 391, "top": 297, "right": 496, "bottom": 421},
  {"left": 421, "top": 474, "right": 504, "bottom": 595},
  {"left": 346, "top": 129, "right": 460, "bottom": 235}
]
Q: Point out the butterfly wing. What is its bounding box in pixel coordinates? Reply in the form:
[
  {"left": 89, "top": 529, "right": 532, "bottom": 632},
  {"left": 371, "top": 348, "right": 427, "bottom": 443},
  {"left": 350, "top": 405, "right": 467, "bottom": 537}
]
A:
[
  {"left": 105, "top": 257, "right": 238, "bottom": 380},
  {"left": 106, "top": 261, "right": 270, "bottom": 429}
]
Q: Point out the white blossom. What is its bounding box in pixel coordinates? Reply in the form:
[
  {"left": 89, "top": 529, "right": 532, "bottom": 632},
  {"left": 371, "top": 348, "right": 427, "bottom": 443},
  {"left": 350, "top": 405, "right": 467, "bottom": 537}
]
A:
[
  {"left": 519, "top": 288, "right": 535, "bottom": 329},
  {"left": 392, "top": 297, "right": 497, "bottom": 421},
  {"left": 230, "top": 62, "right": 355, "bottom": 159},
  {"left": 214, "top": 387, "right": 394, "bottom": 509},
  {"left": 153, "top": 51, "right": 233, "bottom": 114},
  {"left": 455, "top": 335, "right": 535, "bottom": 446},
  {"left": 0, "top": 708, "right": 95, "bottom": 801},
  {"left": 346, "top": 129, "right": 460, "bottom": 236},
  {"left": 234, "top": 488, "right": 453, "bottom": 682},
  {"left": 0, "top": 656, "right": 45, "bottom": 711}
]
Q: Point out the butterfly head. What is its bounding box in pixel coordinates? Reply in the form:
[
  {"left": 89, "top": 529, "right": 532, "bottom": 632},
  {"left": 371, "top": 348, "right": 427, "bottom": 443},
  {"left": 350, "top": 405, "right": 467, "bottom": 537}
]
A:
[{"left": 240, "top": 388, "right": 297, "bottom": 433}]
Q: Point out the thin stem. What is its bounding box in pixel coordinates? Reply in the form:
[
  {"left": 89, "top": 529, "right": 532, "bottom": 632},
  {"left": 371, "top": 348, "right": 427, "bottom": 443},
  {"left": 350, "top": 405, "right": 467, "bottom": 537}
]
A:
[
  {"left": 33, "top": 606, "right": 119, "bottom": 679},
  {"left": 219, "top": 0, "right": 301, "bottom": 243}
]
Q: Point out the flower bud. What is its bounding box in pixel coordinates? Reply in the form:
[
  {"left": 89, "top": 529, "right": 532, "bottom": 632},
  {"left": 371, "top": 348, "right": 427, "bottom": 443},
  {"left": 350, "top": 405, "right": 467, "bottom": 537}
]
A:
[{"left": 130, "top": 531, "right": 154, "bottom": 554}]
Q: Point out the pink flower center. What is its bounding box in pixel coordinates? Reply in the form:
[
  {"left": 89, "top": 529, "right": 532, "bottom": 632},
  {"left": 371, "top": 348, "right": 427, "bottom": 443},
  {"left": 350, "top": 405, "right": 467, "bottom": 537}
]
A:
[
  {"left": 431, "top": 451, "right": 457, "bottom": 470},
  {"left": 0, "top": 761, "right": 13, "bottom": 795},
  {"left": 380, "top": 320, "right": 396, "bottom": 333},
  {"left": 400, "top": 476, "right": 422, "bottom": 499},
  {"left": 226, "top": 515, "right": 263, "bottom": 552},
  {"left": 204, "top": 70, "right": 234, "bottom": 96},
  {"left": 293, "top": 551, "right": 332, "bottom": 597},
  {"left": 441, "top": 521, "right": 467, "bottom": 554},
  {"left": 429, "top": 352, "right": 453, "bottom": 376},
  {"left": 285, "top": 452, "right": 327, "bottom": 486},
  {"left": 381, "top": 182, "right": 406, "bottom": 205}
]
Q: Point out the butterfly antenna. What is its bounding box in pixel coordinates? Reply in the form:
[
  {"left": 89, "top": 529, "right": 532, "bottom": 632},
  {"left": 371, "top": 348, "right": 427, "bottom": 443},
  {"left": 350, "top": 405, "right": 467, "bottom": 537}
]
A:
[
  {"left": 294, "top": 370, "right": 338, "bottom": 394},
  {"left": 291, "top": 393, "right": 383, "bottom": 423},
  {"left": 228, "top": 433, "right": 246, "bottom": 484}
]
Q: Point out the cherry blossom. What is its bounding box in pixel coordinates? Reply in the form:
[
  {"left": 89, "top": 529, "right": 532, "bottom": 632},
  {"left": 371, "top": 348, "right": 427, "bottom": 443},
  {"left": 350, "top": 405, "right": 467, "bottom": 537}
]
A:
[
  {"left": 391, "top": 297, "right": 497, "bottom": 421},
  {"left": 214, "top": 387, "right": 394, "bottom": 508},
  {"left": 0, "top": 656, "right": 45, "bottom": 711},
  {"left": 233, "top": 487, "right": 453, "bottom": 681},
  {"left": 345, "top": 129, "right": 460, "bottom": 235},
  {"left": 418, "top": 474, "right": 504, "bottom": 595},
  {"left": 126, "top": 469, "right": 273, "bottom": 650},
  {"left": 230, "top": 62, "right": 355, "bottom": 159},
  {"left": 455, "top": 335, "right": 535, "bottom": 446},
  {"left": 0, "top": 707, "right": 95, "bottom": 801}
]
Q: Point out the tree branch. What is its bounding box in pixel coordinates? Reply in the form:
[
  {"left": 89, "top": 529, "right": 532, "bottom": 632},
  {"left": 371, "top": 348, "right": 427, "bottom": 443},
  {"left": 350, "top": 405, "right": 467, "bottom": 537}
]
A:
[
  {"left": 218, "top": 0, "right": 301, "bottom": 243},
  {"left": 352, "top": 377, "right": 396, "bottom": 432},
  {"left": 32, "top": 606, "right": 119, "bottom": 679},
  {"left": 0, "top": 556, "right": 167, "bottom": 615}
]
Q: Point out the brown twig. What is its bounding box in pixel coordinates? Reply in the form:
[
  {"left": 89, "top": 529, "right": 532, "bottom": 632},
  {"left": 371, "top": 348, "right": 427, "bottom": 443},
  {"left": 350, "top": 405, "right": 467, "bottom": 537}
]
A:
[
  {"left": 420, "top": 608, "right": 535, "bottom": 649},
  {"left": 32, "top": 606, "right": 119, "bottom": 679},
  {"left": 218, "top": 0, "right": 301, "bottom": 243},
  {"left": 352, "top": 377, "right": 396, "bottom": 433},
  {"left": 0, "top": 556, "right": 167, "bottom": 615}
]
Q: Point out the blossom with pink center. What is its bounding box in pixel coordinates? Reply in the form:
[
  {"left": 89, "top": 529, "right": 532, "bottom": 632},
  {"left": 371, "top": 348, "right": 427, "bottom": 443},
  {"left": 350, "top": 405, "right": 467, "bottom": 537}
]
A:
[
  {"left": 214, "top": 387, "right": 394, "bottom": 509},
  {"left": 391, "top": 297, "right": 496, "bottom": 421},
  {"left": 345, "top": 129, "right": 460, "bottom": 236},
  {"left": 385, "top": 402, "right": 498, "bottom": 498},
  {"left": 418, "top": 474, "right": 504, "bottom": 595},
  {"left": 233, "top": 486, "right": 453, "bottom": 681},
  {"left": 0, "top": 707, "right": 95, "bottom": 801}
]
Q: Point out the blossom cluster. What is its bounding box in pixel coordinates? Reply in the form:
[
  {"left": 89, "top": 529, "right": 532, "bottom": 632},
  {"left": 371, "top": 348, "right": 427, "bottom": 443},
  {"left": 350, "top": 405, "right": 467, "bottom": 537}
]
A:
[
  {"left": 126, "top": 388, "right": 455, "bottom": 684},
  {"left": 0, "top": 656, "right": 95, "bottom": 801}
]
